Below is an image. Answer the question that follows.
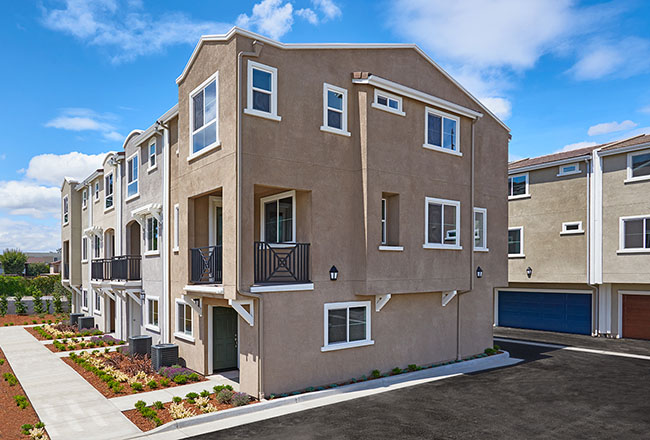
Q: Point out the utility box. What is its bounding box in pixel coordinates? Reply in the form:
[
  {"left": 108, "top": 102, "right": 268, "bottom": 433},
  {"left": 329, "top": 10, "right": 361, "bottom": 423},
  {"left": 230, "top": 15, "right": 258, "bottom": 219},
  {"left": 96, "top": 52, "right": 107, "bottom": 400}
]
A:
[
  {"left": 77, "top": 316, "right": 94, "bottom": 330},
  {"left": 129, "top": 335, "right": 152, "bottom": 357},
  {"left": 151, "top": 344, "right": 179, "bottom": 370},
  {"left": 70, "top": 313, "right": 84, "bottom": 327}
]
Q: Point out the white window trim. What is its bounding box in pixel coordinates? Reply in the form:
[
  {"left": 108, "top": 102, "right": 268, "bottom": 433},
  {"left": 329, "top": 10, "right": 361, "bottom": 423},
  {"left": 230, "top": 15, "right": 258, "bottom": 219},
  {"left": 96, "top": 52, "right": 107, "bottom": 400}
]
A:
[
  {"left": 321, "top": 301, "right": 374, "bottom": 352},
  {"left": 81, "top": 237, "right": 88, "bottom": 263},
  {"left": 508, "top": 226, "right": 525, "bottom": 258},
  {"left": 372, "top": 89, "right": 405, "bottom": 116},
  {"left": 508, "top": 172, "right": 530, "bottom": 200},
  {"left": 561, "top": 221, "right": 584, "bottom": 235},
  {"left": 145, "top": 296, "right": 160, "bottom": 332},
  {"left": 320, "top": 83, "right": 350, "bottom": 137},
  {"left": 378, "top": 245, "right": 404, "bottom": 252},
  {"left": 94, "top": 181, "right": 100, "bottom": 202},
  {"left": 244, "top": 61, "right": 281, "bottom": 122},
  {"left": 148, "top": 138, "right": 158, "bottom": 173},
  {"left": 259, "top": 190, "right": 297, "bottom": 244},
  {"left": 82, "top": 189, "right": 88, "bottom": 210},
  {"left": 625, "top": 149, "right": 650, "bottom": 183},
  {"left": 173, "top": 204, "right": 180, "bottom": 252},
  {"left": 188, "top": 71, "right": 221, "bottom": 162},
  {"left": 174, "top": 299, "right": 195, "bottom": 342},
  {"left": 618, "top": 215, "right": 650, "bottom": 253},
  {"left": 473, "top": 207, "right": 488, "bottom": 252},
  {"left": 557, "top": 162, "right": 581, "bottom": 177},
  {"left": 423, "top": 107, "right": 462, "bottom": 156},
  {"left": 81, "top": 289, "right": 88, "bottom": 312},
  {"left": 126, "top": 151, "right": 139, "bottom": 201},
  {"left": 144, "top": 215, "right": 160, "bottom": 256},
  {"left": 62, "top": 195, "right": 69, "bottom": 226},
  {"left": 93, "top": 290, "right": 101, "bottom": 316},
  {"left": 381, "top": 198, "right": 387, "bottom": 245},
  {"left": 423, "top": 197, "right": 462, "bottom": 250},
  {"left": 104, "top": 172, "right": 114, "bottom": 212}
]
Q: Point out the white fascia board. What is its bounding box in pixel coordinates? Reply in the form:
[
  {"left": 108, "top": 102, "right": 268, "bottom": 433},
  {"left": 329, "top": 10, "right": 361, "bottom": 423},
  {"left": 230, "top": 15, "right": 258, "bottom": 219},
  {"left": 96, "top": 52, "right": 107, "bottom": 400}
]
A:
[
  {"left": 128, "top": 104, "right": 180, "bottom": 148},
  {"left": 597, "top": 141, "right": 650, "bottom": 157},
  {"left": 509, "top": 155, "right": 592, "bottom": 175}
]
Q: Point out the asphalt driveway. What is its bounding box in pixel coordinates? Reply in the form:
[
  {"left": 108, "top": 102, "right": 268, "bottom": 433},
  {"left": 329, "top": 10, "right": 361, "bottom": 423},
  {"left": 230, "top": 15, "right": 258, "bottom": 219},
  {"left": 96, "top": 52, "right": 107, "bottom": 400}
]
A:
[{"left": 190, "top": 336, "right": 650, "bottom": 440}]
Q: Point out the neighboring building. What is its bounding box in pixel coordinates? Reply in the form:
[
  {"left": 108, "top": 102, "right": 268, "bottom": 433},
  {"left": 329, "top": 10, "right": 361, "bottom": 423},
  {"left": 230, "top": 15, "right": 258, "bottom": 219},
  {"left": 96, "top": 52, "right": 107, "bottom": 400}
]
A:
[
  {"left": 49, "top": 260, "right": 61, "bottom": 275},
  {"left": 0, "top": 251, "right": 58, "bottom": 275},
  {"left": 61, "top": 27, "right": 510, "bottom": 399},
  {"left": 500, "top": 134, "right": 650, "bottom": 340}
]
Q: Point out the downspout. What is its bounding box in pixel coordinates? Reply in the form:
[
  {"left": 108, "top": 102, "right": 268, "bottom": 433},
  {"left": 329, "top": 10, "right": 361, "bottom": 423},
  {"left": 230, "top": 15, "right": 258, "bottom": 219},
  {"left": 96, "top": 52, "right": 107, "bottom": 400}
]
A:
[
  {"left": 237, "top": 40, "right": 264, "bottom": 399},
  {"left": 585, "top": 157, "right": 598, "bottom": 336},
  {"left": 156, "top": 121, "right": 171, "bottom": 344}
]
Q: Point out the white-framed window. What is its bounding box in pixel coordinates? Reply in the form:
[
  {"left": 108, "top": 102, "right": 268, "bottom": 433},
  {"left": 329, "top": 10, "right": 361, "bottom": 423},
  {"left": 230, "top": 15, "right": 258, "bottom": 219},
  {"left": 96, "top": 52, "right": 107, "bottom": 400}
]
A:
[
  {"left": 148, "top": 139, "right": 157, "bottom": 171},
  {"left": 147, "top": 297, "right": 159, "bottom": 329},
  {"left": 94, "top": 181, "right": 100, "bottom": 201},
  {"left": 260, "top": 190, "right": 296, "bottom": 244},
  {"left": 626, "top": 149, "right": 650, "bottom": 182},
  {"left": 94, "top": 290, "right": 101, "bottom": 314},
  {"left": 81, "top": 237, "right": 88, "bottom": 262},
  {"left": 423, "top": 107, "right": 460, "bottom": 156},
  {"left": 189, "top": 72, "right": 219, "bottom": 157},
  {"left": 173, "top": 204, "right": 180, "bottom": 252},
  {"left": 558, "top": 162, "right": 580, "bottom": 177},
  {"left": 146, "top": 216, "right": 159, "bottom": 254},
  {"left": 322, "top": 301, "right": 373, "bottom": 352},
  {"left": 93, "top": 235, "right": 101, "bottom": 259},
  {"left": 508, "top": 173, "right": 529, "bottom": 199},
  {"left": 175, "top": 300, "right": 193, "bottom": 340},
  {"left": 508, "top": 227, "right": 524, "bottom": 257},
  {"left": 104, "top": 173, "right": 114, "bottom": 210},
  {"left": 82, "top": 189, "right": 88, "bottom": 209},
  {"left": 372, "top": 89, "right": 404, "bottom": 116},
  {"left": 381, "top": 198, "right": 387, "bottom": 245},
  {"left": 424, "top": 197, "right": 461, "bottom": 249},
  {"left": 321, "top": 83, "right": 350, "bottom": 136},
  {"left": 82, "top": 289, "right": 88, "bottom": 311},
  {"left": 474, "top": 207, "right": 488, "bottom": 251},
  {"left": 127, "top": 152, "right": 139, "bottom": 199},
  {"left": 561, "top": 221, "right": 584, "bottom": 235},
  {"left": 245, "top": 61, "right": 280, "bottom": 121},
  {"left": 62, "top": 195, "right": 69, "bottom": 225},
  {"left": 619, "top": 216, "right": 650, "bottom": 252}
]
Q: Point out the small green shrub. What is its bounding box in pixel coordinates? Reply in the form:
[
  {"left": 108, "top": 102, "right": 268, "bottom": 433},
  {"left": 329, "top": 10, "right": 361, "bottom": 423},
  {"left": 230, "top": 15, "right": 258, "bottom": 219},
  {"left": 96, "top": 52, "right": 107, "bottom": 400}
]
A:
[
  {"left": 134, "top": 400, "right": 147, "bottom": 410},
  {"left": 188, "top": 372, "right": 200, "bottom": 382},
  {"left": 160, "top": 377, "right": 170, "bottom": 387},
  {"left": 20, "top": 424, "right": 33, "bottom": 435},
  {"left": 131, "top": 382, "right": 144, "bottom": 392},
  {"left": 216, "top": 388, "right": 234, "bottom": 404},
  {"left": 231, "top": 392, "right": 250, "bottom": 407},
  {"left": 3, "top": 372, "right": 18, "bottom": 386},
  {"left": 173, "top": 374, "right": 188, "bottom": 384},
  {"left": 147, "top": 380, "right": 158, "bottom": 389},
  {"left": 153, "top": 401, "right": 164, "bottom": 410},
  {"left": 14, "top": 394, "right": 29, "bottom": 409},
  {"left": 391, "top": 367, "right": 402, "bottom": 375},
  {"left": 172, "top": 396, "right": 182, "bottom": 403},
  {"left": 213, "top": 384, "right": 234, "bottom": 393},
  {"left": 185, "top": 391, "right": 199, "bottom": 404},
  {"left": 200, "top": 389, "right": 210, "bottom": 398},
  {"left": 370, "top": 369, "right": 381, "bottom": 379},
  {"left": 0, "top": 359, "right": 4, "bottom": 365},
  {"left": 494, "top": 345, "right": 501, "bottom": 351},
  {"left": 407, "top": 364, "right": 418, "bottom": 372},
  {"left": 0, "top": 296, "right": 7, "bottom": 316},
  {"left": 484, "top": 347, "right": 497, "bottom": 355},
  {"left": 32, "top": 320, "right": 37, "bottom": 324}
]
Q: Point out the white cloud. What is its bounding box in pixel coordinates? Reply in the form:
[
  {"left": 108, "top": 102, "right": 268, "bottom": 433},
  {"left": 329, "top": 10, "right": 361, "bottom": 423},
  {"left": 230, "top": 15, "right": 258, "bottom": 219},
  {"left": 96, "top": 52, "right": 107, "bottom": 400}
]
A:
[
  {"left": 569, "top": 38, "right": 650, "bottom": 80},
  {"left": 508, "top": 153, "right": 525, "bottom": 163},
  {"left": 45, "top": 108, "right": 123, "bottom": 141},
  {"left": 0, "top": 154, "right": 5, "bottom": 160},
  {"left": 556, "top": 141, "right": 597, "bottom": 153},
  {"left": 0, "top": 218, "right": 59, "bottom": 252},
  {"left": 296, "top": 8, "right": 318, "bottom": 25},
  {"left": 24, "top": 151, "right": 108, "bottom": 186},
  {"left": 312, "top": 0, "right": 341, "bottom": 21},
  {"left": 479, "top": 97, "right": 512, "bottom": 120},
  {"left": 236, "top": 0, "right": 294, "bottom": 40},
  {"left": 640, "top": 105, "right": 650, "bottom": 114},
  {"left": 41, "top": 0, "right": 231, "bottom": 63},
  {"left": 0, "top": 181, "right": 60, "bottom": 218},
  {"left": 588, "top": 120, "right": 638, "bottom": 136}
]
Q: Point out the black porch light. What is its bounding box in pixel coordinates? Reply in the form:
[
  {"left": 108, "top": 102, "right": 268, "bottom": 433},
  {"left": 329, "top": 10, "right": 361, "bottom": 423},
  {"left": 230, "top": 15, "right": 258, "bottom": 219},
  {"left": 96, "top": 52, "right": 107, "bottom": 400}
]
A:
[
  {"left": 476, "top": 266, "right": 483, "bottom": 279},
  {"left": 526, "top": 267, "right": 533, "bottom": 278},
  {"left": 329, "top": 266, "right": 339, "bottom": 281},
  {"left": 140, "top": 291, "right": 146, "bottom": 302}
]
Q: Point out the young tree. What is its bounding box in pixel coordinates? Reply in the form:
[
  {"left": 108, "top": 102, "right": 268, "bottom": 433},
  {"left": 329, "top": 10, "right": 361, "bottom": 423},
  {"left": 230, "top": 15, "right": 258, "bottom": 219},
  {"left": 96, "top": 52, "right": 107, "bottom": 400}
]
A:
[
  {"left": 0, "top": 249, "right": 27, "bottom": 275},
  {"left": 26, "top": 263, "right": 50, "bottom": 277}
]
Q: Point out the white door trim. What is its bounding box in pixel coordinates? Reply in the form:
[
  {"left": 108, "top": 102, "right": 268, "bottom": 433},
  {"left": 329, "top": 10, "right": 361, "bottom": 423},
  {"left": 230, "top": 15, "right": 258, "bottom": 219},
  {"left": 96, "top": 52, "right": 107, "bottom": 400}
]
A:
[{"left": 208, "top": 196, "right": 223, "bottom": 247}]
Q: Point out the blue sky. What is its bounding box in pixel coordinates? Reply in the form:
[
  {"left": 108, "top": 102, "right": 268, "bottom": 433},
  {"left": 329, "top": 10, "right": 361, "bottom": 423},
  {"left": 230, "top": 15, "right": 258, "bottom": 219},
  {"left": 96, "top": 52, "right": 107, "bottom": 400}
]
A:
[{"left": 1, "top": 0, "right": 650, "bottom": 251}]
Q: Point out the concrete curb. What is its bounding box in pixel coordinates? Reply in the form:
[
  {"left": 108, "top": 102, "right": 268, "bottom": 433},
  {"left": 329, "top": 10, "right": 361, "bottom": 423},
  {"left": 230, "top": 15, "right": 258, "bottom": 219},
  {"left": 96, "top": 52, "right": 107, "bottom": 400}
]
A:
[{"left": 127, "top": 351, "right": 516, "bottom": 439}]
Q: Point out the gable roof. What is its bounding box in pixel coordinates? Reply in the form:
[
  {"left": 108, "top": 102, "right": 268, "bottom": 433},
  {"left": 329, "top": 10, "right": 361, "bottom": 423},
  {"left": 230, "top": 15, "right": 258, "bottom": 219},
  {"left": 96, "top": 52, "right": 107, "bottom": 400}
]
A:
[{"left": 176, "top": 27, "right": 510, "bottom": 133}]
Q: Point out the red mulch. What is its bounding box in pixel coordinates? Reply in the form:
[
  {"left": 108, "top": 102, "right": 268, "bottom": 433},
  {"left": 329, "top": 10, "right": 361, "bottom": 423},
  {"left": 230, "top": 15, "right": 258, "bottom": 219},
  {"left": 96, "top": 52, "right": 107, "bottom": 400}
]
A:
[
  {"left": 46, "top": 339, "right": 124, "bottom": 353},
  {"left": 25, "top": 324, "right": 101, "bottom": 341},
  {"left": 0, "top": 348, "right": 43, "bottom": 440},
  {"left": 0, "top": 313, "right": 67, "bottom": 328},
  {"left": 62, "top": 352, "right": 207, "bottom": 398}
]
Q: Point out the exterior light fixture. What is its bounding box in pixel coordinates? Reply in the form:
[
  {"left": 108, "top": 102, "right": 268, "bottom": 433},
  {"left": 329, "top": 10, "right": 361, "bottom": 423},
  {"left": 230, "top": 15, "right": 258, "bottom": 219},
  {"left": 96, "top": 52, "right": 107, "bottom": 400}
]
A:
[
  {"left": 329, "top": 266, "right": 339, "bottom": 281},
  {"left": 140, "top": 292, "right": 146, "bottom": 302},
  {"left": 526, "top": 267, "right": 533, "bottom": 278},
  {"left": 476, "top": 266, "right": 483, "bottom": 279}
]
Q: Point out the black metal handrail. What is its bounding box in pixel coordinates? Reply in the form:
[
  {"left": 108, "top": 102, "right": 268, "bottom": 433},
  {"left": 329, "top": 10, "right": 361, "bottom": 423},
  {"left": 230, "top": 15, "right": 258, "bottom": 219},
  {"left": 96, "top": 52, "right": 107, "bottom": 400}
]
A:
[
  {"left": 91, "top": 256, "right": 140, "bottom": 281},
  {"left": 91, "top": 259, "right": 107, "bottom": 280},
  {"left": 254, "top": 242, "right": 310, "bottom": 284},
  {"left": 190, "top": 246, "right": 223, "bottom": 284}
]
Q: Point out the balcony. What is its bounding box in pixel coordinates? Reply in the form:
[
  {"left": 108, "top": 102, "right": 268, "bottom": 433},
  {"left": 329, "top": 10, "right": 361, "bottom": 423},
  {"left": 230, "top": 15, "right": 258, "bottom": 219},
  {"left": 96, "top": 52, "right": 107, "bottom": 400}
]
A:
[
  {"left": 190, "top": 246, "right": 223, "bottom": 284},
  {"left": 91, "top": 255, "right": 141, "bottom": 281},
  {"left": 254, "top": 242, "right": 310, "bottom": 285}
]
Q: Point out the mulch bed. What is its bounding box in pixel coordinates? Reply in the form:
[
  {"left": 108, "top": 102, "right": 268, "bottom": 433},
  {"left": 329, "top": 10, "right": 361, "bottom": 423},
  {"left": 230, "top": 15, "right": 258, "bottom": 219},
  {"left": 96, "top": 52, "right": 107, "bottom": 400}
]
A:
[
  {"left": 26, "top": 324, "right": 102, "bottom": 341},
  {"left": 0, "top": 348, "right": 43, "bottom": 440},
  {"left": 0, "top": 313, "right": 67, "bottom": 327},
  {"left": 45, "top": 336, "right": 124, "bottom": 353},
  {"left": 62, "top": 352, "right": 207, "bottom": 398}
]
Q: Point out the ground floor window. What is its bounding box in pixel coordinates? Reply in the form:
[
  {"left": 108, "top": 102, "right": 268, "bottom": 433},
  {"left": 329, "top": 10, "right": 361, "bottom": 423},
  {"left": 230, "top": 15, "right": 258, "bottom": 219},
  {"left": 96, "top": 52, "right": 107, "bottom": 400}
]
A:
[
  {"left": 322, "top": 301, "right": 373, "bottom": 351},
  {"left": 147, "top": 298, "right": 159, "bottom": 328},
  {"left": 94, "top": 291, "right": 101, "bottom": 314},
  {"left": 176, "top": 301, "right": 192, "bottom": 337},
  {"left": 82, "top": 289, "right": 88, "bottom": 310}
]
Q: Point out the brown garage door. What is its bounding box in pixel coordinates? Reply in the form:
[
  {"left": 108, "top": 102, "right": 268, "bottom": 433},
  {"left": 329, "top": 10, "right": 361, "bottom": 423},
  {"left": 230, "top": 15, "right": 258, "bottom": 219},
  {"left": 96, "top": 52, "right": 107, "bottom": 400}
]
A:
[{"left": 622, "top": 295, "right": 650, "bottom": 340}]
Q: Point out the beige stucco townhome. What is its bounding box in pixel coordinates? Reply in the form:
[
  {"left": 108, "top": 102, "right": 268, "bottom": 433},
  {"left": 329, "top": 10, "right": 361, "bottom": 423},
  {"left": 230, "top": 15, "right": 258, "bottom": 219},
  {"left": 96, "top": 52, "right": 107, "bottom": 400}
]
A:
[{"left": 501, "top": 134, "right": 650, "bottom": 340}]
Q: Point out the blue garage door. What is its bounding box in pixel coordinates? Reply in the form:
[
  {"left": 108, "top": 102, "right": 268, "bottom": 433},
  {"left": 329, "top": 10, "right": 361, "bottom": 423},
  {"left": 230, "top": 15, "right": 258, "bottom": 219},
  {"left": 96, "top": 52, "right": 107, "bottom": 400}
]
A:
[{"left": 498, "top": 291, "right": 591, "bottom": 335}]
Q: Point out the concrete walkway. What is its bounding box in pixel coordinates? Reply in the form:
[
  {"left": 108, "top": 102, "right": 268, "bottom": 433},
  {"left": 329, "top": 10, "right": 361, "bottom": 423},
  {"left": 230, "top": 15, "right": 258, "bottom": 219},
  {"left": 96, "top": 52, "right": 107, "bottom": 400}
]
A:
[{"left": 0, "top": 326, "right": 140, "bottom": 440}]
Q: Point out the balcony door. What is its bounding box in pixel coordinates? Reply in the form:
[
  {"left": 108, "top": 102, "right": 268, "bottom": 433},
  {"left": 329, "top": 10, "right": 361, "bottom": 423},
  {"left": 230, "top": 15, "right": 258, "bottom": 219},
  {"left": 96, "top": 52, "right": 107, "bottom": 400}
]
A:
[
  {"left": 104, "top": 229, "right": 115, "bottom": 258},
  {"left": 127, "top": 221, "right": 141, "bottom": 256},
  {"left": 260, "top": 190, "right": 295, "bottom": 244},
  {"left": 209, "top": 197, "right": 223, "bottom": 247}
]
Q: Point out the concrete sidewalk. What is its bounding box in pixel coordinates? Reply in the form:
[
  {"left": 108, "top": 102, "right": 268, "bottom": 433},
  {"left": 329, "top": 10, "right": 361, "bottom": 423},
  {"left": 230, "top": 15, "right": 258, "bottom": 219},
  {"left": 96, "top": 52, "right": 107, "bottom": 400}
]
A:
[{"left": 0, "top": 326, "right": 140, "bottom": 440}]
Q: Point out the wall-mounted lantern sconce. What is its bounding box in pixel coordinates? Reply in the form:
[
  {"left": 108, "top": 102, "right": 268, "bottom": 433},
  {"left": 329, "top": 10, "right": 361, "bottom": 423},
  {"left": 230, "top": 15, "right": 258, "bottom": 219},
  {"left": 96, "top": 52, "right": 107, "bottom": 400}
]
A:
[
  {"left": 329, "top": 266, "right": 339, "bottom": 281},
  {"left": 140, "top": 291, "right": 146, "bottom": 302},
  {"left": 476, "top": 266, "right": 483, "bottom": 279},
  {"left": 526, "top": 267, "right": 533, "bottom": 278},
  {"left": 193, "top": 298, "right": 201, "bottom": 308}
]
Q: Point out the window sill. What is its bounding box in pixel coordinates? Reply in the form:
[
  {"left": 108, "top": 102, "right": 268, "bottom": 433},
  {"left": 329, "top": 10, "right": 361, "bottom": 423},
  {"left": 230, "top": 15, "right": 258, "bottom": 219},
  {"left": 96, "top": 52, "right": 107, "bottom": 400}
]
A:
[
  {"left": 104, "top": 205, "right": 115, "bottom": 214},
  {"left": 125, "top": 193, "right": 140, "bottom": 203},
  {"left": 371, "top": 102, "right": 405, "bottom": 116},
  {"left": 320, "top": 126, "right": 351, "bottom": 137},
  {"left": 148, "top": 165, "right": 158, "bottom": 174},
  {"left": 81, "top": 307, "right": 88, "bottom": 312},
  {"left": 560, "top": 230, "right": 584, "bottom": 235},
  {"left": 94, "top": 198, "right": 100, "bottom": 204},
  {"left": 422, "top": 243, "right": 463, "bottom": 250},
  {"left": 378, "top": 245, "right": 404, "bottom": 252},
  {"left": 144, "top": 250, "right": 160, "bottom": 257},
  {"left": 321, "top": 339, "right": 375, "bottom": 352},
  {"left": 82, "top": 206, "right": 87, "bottom": 210},
  {"left": 81, "top": 259, "right": 88, "bottom": 264},
  {"left": 474, "top": 248, "right": 489, "bottom": 252},
  {"left": 174, "top": 332, "right": 195, "bottom": 343},
  {"left": 508, "top": 254, "right": 526, "bottom": 259},
  {"left": 422, "top": 144, "right": 462, "bottom": 156},
  {"left": 173, "top": 247, "right": 179, "bottom": 254},
  {"left": 62, "top": 222, "right": 69, "bottom": 227},
  {"left": 250, "top": 283, "right": 314, "bottom": 293},
  {"left": 94, "top": 310, "right": 101, "bottom": 316},
  {"left": 624, "top": 176, "right": 650, "bottom": 184},
  {"left": 187, "top": 141, "right": 222, "bottom": 163},
  {"left": 617, "top": 249, "right": 650, "bottom": 254},
  {"left": 557, "top": 171, "right": 581, "bottom": 177},
  {"left": 508, "top": 194, "right": 531, "bottom": 201},
  {"left": 244, "top": 108, "right": 282, "bottom": 122},
  {"left": 145, "top": 324, "right": 160, "bottom": 333}
]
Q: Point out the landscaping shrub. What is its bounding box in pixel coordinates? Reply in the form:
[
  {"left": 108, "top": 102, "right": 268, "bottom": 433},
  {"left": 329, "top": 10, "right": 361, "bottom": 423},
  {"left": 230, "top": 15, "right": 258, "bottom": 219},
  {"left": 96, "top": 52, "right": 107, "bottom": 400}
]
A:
[
  {"left": 173, "top": 375, "right": 188, "bottom": 385},
  {"left": 231, "top": 392, "right": 250, "bottom": 407},
  {"left": 216, "top": 388, "right": 234, "bottom": 404},
  {"left": 370, "top": 369, "right": 381, "bottom": 379},
  {"left": 484, "top": 347, "right": 497, "bottom": 355},
  {"left": 3, "top": 372, "right": 18, "bottom": 386},
  {"left": 172, "top": 396, "right": 182, "bottom": 403},
  {"left": 0, "top": 359, "right": 4, "bottom": 365},
  {"left": 0, "top": 295, "right": 7, "bottom": 316},
  {"left": 153, "top": 401, "right": 164, "bottom": 410},
  {"left": 391, "top": 367, "right": 402, "bottom": 375},
  {"left": 159, "top": 365, "right": 195, "bottom": 380},
  {"left": 14, "top": 394, "right": 29, "bottom": 409},
  {"left": 147, "top": 380, "right": 158, "bottom": 389},
  {"left": 31, "top": 286, "right": 45, "bottom": 314},
  {"left": 213, "top": 384, "right": 234, "bottom": 394},
  {"left": 188, "top": 372, "right": 200, "bottom": 382},
  {"left": 131, "top": 382, "right": 144, "bottom": 392},
  {"left": 14, "top": 294, "right": 27, "bottom": 314},
  {"left": 407, "top": 364, "right": 418, "bottom": 372},
  {"left": 160, "top": 377, "right": 170, "bottom": 387},
  {"left": 185, "top": 392, "right": 199, "bottom": 404},
  {"left": 200, "top": 389, "right": 210, "bottom": 398}
]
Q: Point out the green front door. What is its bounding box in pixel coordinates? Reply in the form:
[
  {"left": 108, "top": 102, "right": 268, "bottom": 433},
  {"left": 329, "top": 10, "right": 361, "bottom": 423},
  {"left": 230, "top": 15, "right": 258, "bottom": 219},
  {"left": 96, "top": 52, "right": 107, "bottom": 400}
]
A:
[{"left": 213, "top": 307, "right": 238, "bottom": 371}]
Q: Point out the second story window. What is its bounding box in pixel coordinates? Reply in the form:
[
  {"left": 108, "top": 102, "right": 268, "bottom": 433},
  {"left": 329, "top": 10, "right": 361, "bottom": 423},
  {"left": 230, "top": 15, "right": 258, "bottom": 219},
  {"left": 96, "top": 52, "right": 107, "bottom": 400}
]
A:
[
  {"left": 146, "top": 216, "right": 159, "bottom": 253},
  {"left": 94, "top": 181, "right": 100, "bottom": 201},
  {"left": 508, "top": 173, "right": 529, "bottom": 199},
  {"left": 62, "top": 195, "right": 69, "bottom": 225},
  {"left": 246, "top": 61, "right": 280, "bottom": 121},
  {"left": 373, "top": 90, "right": 404, "bottom": 116},
  {"left": 620, "top": 216, "right": 650, "bottom": 251},
  {"left": 381, "top": 198, "right": 387, "bottom": 245},
  {"left": 149, "top": 140, "right": 157, "bottom": 170},
  {"left": 508, "top": 227, "right": 524, "bottom": 257},
  {"left": 105, "top": 173, "right": 114, "bottom": 209},
  {"left": 627, "top": 149, "right": 650, "bottom": 182},
  {"left": 261, "top": 191, "right": 295, "bottom": 244},
  {"left": 82, "top": 189, "right": 88, "bottom": 209},
  {"left": 424, "top": 197, "right": 461, "bottom": 249},
  {"left": 558, "top": 163, "right": 580, "bottom": 176},
  {"left": 127, "top": 153, "right": 139, "bottom": 199},
  {"left": 81, "top": 237, "right": 88, "bottom": 262},
  {"left": 321, "top": 83, "right": 350, "bottom": 136},
  {"left": 474, "top": 208, "right": 488, "bottom": 251},
  {"left": 190, "top": 73, "right": 218, "bottom": 155},
  {"left": 94, "top": 235, "right": 101, "bottom": 259},
  {"left": 424, "top": 108, "right": 460, "bottom": 155}
]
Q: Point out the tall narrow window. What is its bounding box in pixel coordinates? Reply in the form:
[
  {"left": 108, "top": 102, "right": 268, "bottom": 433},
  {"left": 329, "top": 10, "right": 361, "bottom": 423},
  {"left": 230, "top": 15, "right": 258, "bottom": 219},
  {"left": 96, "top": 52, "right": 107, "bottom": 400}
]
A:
[
  {"left": 261, "top": 191, "right": 295, "bottom": 244},
  {"left": 321, "top": 83, "right": 349, "bottom": 135},
  {"left": 190, "top": 73, "right": 218, "bottom": 155},
  {"left": 177, "top": 302, "right": 192, "bottom": 336},
  {"left": 105, "top": 173, "right": 113, "bottom": 209},
  {"left": 94, "top": 291, "right": 101, "bottom": 313},
  {"left": 173, "top": 204, "right": 180, "bottom": 251},
  {"left": 146, "top": 217, "right": 159, "bottom": 252},
  {"left": 82, "top": 189, "right": 88, "bottom": 208},
  {"left": 127, "top": 153, "right": 139, "bottom": 198},
  {"left": 82, "top": 289, "right": 88, "bottom": 310},
  {"left": 508, "top": 173, "right": 529, "bottom": 198},
  {"left": 424, "top": 197, "right": 461, "bottom": 249},
  {"left": 147, "top": 298, "right": 159, "bottom": 328},
  {"left": 62, "top": 196, "right": 69, "bottom": 225},
  {"left": 94, "top": 181, "right": 100, "bottom": 200},
  {"left": 424, "top": 108, "right": 460, "bottom": 154},
  {"left": 94, "top": 235, "right": 101, "bottom": 259},
  {"left": 508, "top": 227, "right": 524, "bottom": 257},
  {"left": 474, "top": 208, "right": 488, "bottom": 251},
  {"left": 82, "top": 237, "right": 88, "bottom": 261},
  {"left": 381, "top": 198, "right": 387, "bottom": 245},
  {"left": 149, "top": 140, "right": 157, "bottom": 170},
  {"left": 246, "top": 61, "right": 280, "bottom": 121}
]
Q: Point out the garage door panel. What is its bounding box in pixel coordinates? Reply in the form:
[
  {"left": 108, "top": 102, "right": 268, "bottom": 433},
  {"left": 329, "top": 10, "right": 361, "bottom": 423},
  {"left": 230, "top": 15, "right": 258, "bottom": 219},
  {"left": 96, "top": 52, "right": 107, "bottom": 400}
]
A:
[
  {"left": 622, "top": 295, "right": 650, "bottom": 340},
  {"left": 498, "top": 291, "right": 591, "bottom": 335}
]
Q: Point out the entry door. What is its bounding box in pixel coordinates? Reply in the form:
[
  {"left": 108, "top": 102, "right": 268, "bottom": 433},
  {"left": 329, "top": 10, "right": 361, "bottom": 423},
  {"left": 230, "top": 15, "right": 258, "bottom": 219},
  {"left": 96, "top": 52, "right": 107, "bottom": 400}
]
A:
[
  {"left": 109, "top": 299, "right": 116, "bottom": 333},
  {"left": 213, "top": 307, "right": 238, "bottom": 371}
]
